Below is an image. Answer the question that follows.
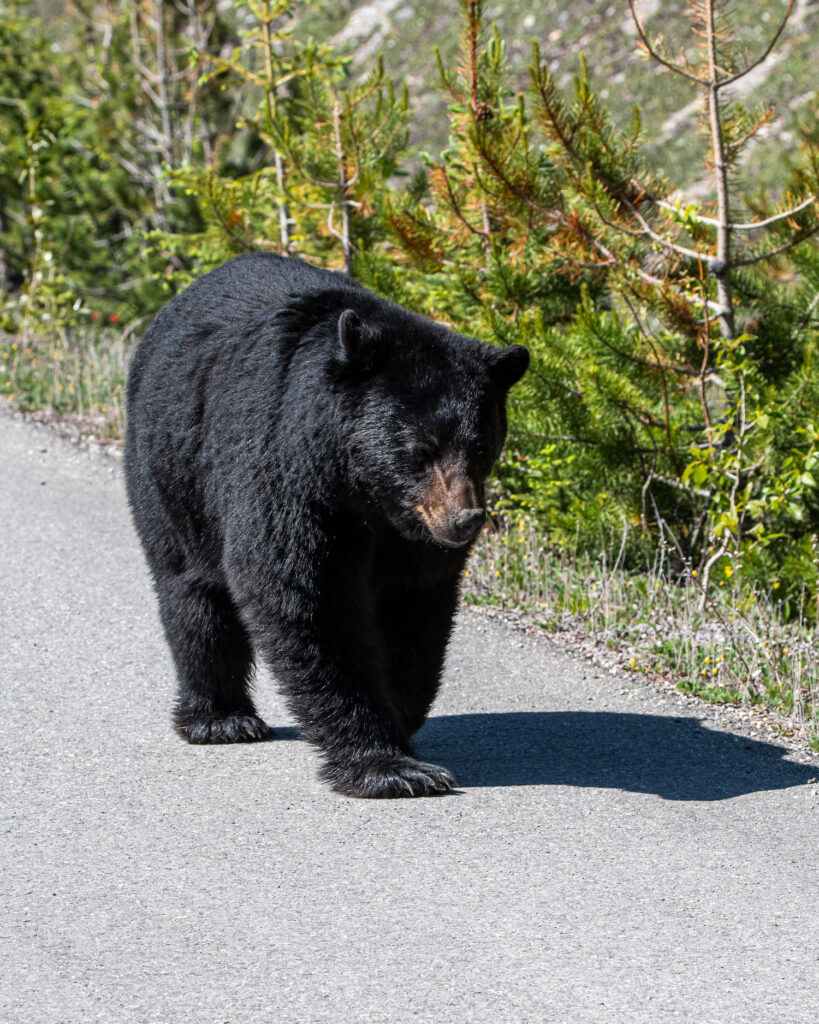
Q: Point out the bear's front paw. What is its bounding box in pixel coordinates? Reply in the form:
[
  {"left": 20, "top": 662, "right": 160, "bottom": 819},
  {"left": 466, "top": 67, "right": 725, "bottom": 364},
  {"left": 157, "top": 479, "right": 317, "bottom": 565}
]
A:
[
  {"left": 176, "top": 712, "right": 274, "bottom": 744},
  {"left": 324, "top": 755, "right": 457, "bottom": 798}
]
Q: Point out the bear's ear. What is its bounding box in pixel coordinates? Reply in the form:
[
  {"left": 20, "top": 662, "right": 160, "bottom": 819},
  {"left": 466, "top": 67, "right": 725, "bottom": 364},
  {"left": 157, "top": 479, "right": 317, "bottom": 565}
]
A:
[
  {"left": 487, "top": 344, "right": 529, "bottom": 390},
  {"left": 337, "top": 309, "right": 362, "bottom": 361}
]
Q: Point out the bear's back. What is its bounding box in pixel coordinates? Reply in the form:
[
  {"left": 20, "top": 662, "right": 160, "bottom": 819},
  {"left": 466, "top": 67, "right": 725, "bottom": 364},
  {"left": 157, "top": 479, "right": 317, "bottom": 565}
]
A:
[{"left": 128, "top": 254, "right": 360, "bottom": 400}]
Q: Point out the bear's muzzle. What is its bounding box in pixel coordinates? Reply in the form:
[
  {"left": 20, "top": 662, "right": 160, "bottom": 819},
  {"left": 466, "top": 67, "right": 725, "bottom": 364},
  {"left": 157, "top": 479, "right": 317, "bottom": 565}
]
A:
[{"left": 414, "top": 456, "right": 486, "bottom": 548}]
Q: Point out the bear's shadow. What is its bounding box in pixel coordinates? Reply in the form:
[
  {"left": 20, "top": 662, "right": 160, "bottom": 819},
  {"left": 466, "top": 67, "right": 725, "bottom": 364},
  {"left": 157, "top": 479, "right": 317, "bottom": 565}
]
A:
[{"left": 408, "top": 711, "right": 816, "bottom": 801}]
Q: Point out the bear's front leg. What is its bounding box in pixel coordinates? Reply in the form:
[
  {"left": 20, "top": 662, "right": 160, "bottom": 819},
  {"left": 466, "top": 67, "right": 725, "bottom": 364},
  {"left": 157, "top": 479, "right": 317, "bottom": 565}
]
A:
[
  {"left": 233, "top": 598, "right": 450, "bottom": 794},
  {"left": 154, "top": 572, "right": 273, "bottom": 744},
  {"left": 227, "top": 505, "right": 458, "bottom": 798},
  {"left": 265, "top": 625, "right": 456, "bottom": 798}
]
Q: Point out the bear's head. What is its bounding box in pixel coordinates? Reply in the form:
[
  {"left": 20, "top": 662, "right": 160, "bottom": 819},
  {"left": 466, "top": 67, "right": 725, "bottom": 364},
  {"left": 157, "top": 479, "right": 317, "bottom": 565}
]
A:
[{"left": 331, "top": 303, "right": 529, "bottom": 549}]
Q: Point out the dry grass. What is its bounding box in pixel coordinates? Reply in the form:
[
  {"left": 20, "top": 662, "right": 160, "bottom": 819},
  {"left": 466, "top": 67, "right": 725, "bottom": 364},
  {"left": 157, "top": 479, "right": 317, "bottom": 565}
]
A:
[{"left": 1, "top": 326, "right": 131, "bottom": 439}]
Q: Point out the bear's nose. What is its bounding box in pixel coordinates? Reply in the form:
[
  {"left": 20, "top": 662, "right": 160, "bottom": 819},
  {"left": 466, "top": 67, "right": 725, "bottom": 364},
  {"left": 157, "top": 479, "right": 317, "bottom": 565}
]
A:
[{"left": 454, "top": 508, "right": 486, "bottom": 538}]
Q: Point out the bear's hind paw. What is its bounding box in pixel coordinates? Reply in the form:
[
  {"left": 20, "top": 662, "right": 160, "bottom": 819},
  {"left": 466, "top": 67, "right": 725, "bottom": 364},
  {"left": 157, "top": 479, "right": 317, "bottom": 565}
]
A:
[
  {"left": 176, "top": 713, "right": 274, "bottom": 744},
  {"left": 327, "top": 755, "right": 457, "bottom": 799}
]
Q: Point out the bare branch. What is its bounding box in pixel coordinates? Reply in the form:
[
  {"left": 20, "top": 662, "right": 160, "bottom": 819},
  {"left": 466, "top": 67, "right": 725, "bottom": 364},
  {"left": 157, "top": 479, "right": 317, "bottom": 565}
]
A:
[
  {"left": 728, "top": 194, "right": 819, "bottom": 231},
  {"left": 627, "top": 0, "right": 707, "bottom": 84},
  {"left": 654, "top": 193, "right": 818, "bottom": 231},
  {"left": 705, "top": 0, "right": 735, "bottom": 338},
  {"left": 602, "top": 196, "right": 718, "bottom": 266},
  {"left": 579, "top": 219, "right": 723, "bottom": 312},
  {"left": 731, "top": 224, "right": 819, "bottom": 267},
  {"left": 719, "top": 0, "right": 796, "bottom": 89}
]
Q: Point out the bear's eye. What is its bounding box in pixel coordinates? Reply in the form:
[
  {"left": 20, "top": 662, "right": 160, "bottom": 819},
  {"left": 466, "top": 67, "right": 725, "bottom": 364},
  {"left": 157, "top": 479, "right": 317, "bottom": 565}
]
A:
[{"left": 411, "top": 441, "right": 436, "bottom": 464}]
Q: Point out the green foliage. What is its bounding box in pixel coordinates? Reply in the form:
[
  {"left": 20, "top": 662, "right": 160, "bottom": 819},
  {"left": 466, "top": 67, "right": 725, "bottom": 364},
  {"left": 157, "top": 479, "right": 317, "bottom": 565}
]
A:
[
  {"left": 0, "top": 1, "right": 236, "bottom": 325},
  {"left": 0, "top": 1, "right": 233, "bottom": 420}
]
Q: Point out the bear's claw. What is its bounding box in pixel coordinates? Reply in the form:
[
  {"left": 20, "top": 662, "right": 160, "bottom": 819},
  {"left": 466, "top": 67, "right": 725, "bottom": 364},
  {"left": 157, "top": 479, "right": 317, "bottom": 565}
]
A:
[
  {"left": 326, "top": 755, "right": 457, "bottom": 798},
  {"left": 177, "top": 713, "right": 274, "bottom": 744}
]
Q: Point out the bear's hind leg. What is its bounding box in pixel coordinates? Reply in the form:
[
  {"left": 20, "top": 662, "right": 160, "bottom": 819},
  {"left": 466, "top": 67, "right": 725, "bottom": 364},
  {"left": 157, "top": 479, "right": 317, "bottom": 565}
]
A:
[{"left": 154, "top": 575, "right": 272, "bottom": 743}]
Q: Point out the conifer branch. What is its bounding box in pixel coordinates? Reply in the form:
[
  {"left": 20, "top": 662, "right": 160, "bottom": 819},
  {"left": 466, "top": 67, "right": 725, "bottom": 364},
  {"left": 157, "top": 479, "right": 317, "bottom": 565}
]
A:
[
  {"left": 437, "top": 167, "right": 489, "bottom": 239},
  {"left": 791, "top": 289, "right": 819, "bottom": 342},
  {"left": 435, "top": 46, "right": 460, "bottom": 100}
]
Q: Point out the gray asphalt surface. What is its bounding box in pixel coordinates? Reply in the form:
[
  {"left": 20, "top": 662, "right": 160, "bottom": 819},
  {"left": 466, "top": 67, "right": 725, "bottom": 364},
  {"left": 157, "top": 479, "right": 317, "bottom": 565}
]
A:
[{"left": 1, "top": 412, "right": 818, "bottom": 1024}]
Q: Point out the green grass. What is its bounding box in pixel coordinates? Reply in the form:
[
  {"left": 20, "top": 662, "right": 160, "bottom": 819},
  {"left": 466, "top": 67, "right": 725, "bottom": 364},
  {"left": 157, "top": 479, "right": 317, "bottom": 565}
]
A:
[{"left": 676, "top": 678, "right": 744, "bottom": 705}]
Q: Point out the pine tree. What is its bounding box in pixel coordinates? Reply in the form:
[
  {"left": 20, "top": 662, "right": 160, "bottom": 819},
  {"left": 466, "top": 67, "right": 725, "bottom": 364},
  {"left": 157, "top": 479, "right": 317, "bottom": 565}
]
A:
[
  {"left": 364, "top": 1, "right": 587, "bottom": 334},
  {"left": 0, "top": 1, "right": 231, "bottom": 320},
  {"left": 155, "top": 0, "right": 410, "bottom": 280},
  {"left": 377, "top": 0, "right": 819, "bottom": 604}
]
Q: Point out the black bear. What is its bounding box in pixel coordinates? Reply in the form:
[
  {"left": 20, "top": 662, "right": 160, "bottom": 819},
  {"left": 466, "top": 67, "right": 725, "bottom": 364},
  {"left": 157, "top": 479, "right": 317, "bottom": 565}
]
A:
[{"left": 125, "top": 253, "right": 528, "bottom": 797}]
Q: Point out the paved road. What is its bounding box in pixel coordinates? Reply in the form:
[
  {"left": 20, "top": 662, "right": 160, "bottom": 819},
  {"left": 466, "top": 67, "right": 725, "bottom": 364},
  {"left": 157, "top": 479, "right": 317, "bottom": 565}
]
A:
[{"left": 1, "top": 412, "right": 818, "bottom": 1024}]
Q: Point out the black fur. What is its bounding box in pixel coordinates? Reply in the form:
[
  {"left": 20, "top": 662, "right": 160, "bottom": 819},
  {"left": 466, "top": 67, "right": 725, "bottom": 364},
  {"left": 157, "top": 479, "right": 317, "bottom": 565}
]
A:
[{"left": 125, "top": 253, "right": 528, "bottom": 798}]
